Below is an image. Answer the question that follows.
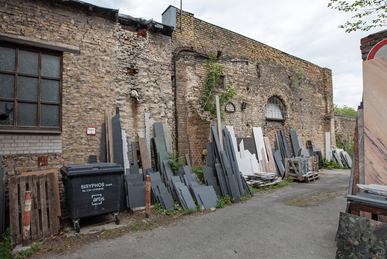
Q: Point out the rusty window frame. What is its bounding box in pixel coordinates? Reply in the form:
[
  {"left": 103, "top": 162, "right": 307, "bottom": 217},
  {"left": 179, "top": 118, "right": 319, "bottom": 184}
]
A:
[{"left": 0, "top": 42, "right": 62, "bottom": 133}]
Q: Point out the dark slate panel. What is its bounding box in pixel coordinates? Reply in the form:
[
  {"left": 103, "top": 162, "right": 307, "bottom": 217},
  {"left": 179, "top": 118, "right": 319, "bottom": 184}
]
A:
[
  {"left": 183, "top": 166, "right": 198, "bottom": 184},
  {"left": 198, "top": 187, "right": 218, "bottom": 210},
  {"left": 130, "top": 165, "right": 139, "bottom": 175},
  {"left": 219, "top": 151, "right": 240, "bottom": 203},
  {"left": 159, "top": 192, "right": 175, "bottom": 210},
  {"left": 163, "top": 160, "right": 174, "bottom": 183},
  {"left": 190, "top": 185, "right": 206, "bottom": 209},
  {"left": 112, "top": 114, "right": 124, "bottom": 167},
  {"left": 125, "top": 174, "right": 143, "bottom": 183},
  {"left": 132, "top": 142, "right": 137, "bottom": 165},
  {"left": 202, "top": 166, "right": 216, "bottom": 183},
  {"left": 211, "top": 125, "right": 222, "bottom": 157},
  {"left": 144, "top": 168, "right": 154, "bottom": 177},
  {"left": 206, "top": 142, "right": 215, "bottom": 169},
  {"left": 159, "top": 151, "right": 169, "bottom": 175},
  {"left": 100, "top": 123, "right": 107, "bottom": 162},
  {"left": 154, "top": 137, "right": 166, "bottom": 154},
  {"left": 187, "top": 134, "right": 193, "bottom": 167},
  {"left": 154, "top": 122, "right": 166, "bottom": 148},
  {"left": 273, "top": 150, "right": 285, "bottom": 178},
  {"left": 281, "top": 130, "right": 292, "bottom": 158},
  {"left": 290, "top": 130, "right": 300, "bottom": 158},
  {"left": 127, "top": 182, "right": 146, "bottom": 208},
  {"left": 224, "top": 130, "right": 244, "bottom": 197},
  {"left": 151, "top": 138, "right": 158, "bottom": 171},
  {"left": 215, "top": 163, "right": 229, "bottom": 197},
  {"left": 178, "top": 185, "right": 197, "bottom": 211},
  {"left": 240, "top": 173, "right": 254, "bottom": 197},
  {"left": 89, "top": 155, "right": 97, "bottom": 163},
  {"left": 236, "top": 138, "right": 258, "bottom": 159}
]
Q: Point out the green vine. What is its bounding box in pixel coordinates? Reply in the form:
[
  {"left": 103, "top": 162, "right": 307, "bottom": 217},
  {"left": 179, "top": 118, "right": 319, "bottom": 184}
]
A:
[
  {"left": 291, "top": 67, "right": 310, "bottom": 88},
  {"left": 202, "top": 53, "right": 237, "bottom": 120}
]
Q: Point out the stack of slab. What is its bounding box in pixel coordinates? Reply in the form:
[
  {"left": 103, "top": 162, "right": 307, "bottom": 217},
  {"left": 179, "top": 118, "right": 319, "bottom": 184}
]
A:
[
  {"left": 247, "top": 172, "right": 280, "bottom": 188},
  {"left": 148, "top": 171, "right": 175, "bottom": 210},
  {"left": 331, "top": 149, "right": 352, "bottom": 168},
  {"left": 124, "top": 174, "right": 146, "bottom": 209},
  {"left": 202, "top": 126, "right": 253, "bottom": 203},
  {"left": 226, "top": 126, "right": 276, "bottom": 177}
]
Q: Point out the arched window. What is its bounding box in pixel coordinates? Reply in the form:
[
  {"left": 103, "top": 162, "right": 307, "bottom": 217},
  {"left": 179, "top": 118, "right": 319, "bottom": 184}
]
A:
[{"left": 265, "top": 97, "right": 285, "bottom": 121}]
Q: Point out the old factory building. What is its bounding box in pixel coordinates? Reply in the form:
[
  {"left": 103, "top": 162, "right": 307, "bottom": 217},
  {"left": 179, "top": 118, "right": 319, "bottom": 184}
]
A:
[{"left": 0, "top": 0, "right": 336, "bottom": 198}]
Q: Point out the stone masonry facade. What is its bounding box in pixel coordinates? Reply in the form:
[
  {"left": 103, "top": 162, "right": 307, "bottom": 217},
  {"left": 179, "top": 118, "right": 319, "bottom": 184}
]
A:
[
  {"left": 164, "top": 6, "right": 334, "bottom": 166},
  {"left": 0, "top": 0, "right": 174, "bottom": 217}
]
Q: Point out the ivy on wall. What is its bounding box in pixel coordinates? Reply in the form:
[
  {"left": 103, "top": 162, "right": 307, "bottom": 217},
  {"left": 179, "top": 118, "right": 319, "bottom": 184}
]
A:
[{"left": 201, "top": 53, "right": 237, "bottom": 120}]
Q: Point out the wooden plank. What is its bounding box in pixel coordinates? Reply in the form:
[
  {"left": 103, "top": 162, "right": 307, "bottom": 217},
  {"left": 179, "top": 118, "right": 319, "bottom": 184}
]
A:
[
  {"left": 253, "top": 127, "right": 267, "bottom": 165},
  {"left": 46, "top": 173, "right": 59, "bottom": 235},
  {"left": 8, "top": 177, "right": 19, "bottom": 244},
  {"left": 19, "top": 176, "right": 26, "bottom": 244},
  {"left": 21, "top": 169, "right": 60, "bottom": 217},
  {"left": 139, "top": 137, "right": 151, "bottom": 169},
  {"left": 31, "top": 175, "right": 41, "bottom": 240},
  {"left": 27, "top": 176, "right": 37, "bottom": 240},
  {"left": 264, "top": 137, "right": 276, "bottom": 174},
  {"left": 39, "top": 174, "right": 49, "bottom": 238}
]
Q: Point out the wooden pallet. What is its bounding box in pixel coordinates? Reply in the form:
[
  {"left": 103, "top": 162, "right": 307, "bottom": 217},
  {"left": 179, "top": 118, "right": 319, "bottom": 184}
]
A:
[
  {"left": 285, "top": 156, "right": 319, "bottom": 182},
  {"left": 248, "top": 178, "right": 281, "bottom": 188},
  {"left": 9, "top": 173, "right": 60, "bottom": 244},
  {"left": 303, "top": 171, "right": 319, "bottom": 183}
]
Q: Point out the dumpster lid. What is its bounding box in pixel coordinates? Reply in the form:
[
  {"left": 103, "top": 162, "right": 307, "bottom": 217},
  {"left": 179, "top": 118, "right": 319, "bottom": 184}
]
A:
[{"left": 61, "top": 163, "right": 124, "bottom": 176}]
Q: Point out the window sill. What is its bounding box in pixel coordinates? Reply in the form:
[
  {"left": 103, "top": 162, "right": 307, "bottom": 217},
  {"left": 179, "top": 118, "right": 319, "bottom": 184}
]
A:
[
  {"left": 0, "top": 129, "right": 62, "bottom": 134},
  {"left": 265, "top": 118, "right": 285, "bottom": 122}
]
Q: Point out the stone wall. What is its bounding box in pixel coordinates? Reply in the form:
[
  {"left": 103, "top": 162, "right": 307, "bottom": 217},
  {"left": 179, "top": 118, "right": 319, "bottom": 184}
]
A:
[
  {"left": 335, "top": 114, "right": 356, "bottom": 142},
  {"left": 0, "top": 0, "right": 173, "bottom": 219},
  {"left": 166, "top": 7, "right": 334, "bottom": 165}
]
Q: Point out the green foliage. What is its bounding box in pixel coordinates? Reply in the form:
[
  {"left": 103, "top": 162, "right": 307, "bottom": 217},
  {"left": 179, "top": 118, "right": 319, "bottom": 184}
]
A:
[
  {"left": 336, "top": 129, "right": 354, "bottom": 157},
  {"left": 1, "top": 228, "right": 15, "bottom": 259},
  {"left": 202, "top": 53, "right": 237, "bottom": 120},
  {"left": 216, "top": 195, "right": 234, "bottom": 208},
  {"left": 291, "top": 67, "right": 310, "bottom": 88},
  {"left": 328, "top": 0, "right": 387, "bottom": 32},
  {"left": 190, "top": 167, "right": 204, "bottom": 184},
  {"left": 182, "top": 208, "right": 195, "bottom": 215},
  {"left": 324, "top": 158, "right": 348, "bottom": 169},
  {"left": 334, "top": 104, "right": 357, "bottom": 117},
  {"left": 168, "top": 151, "right": 185, "bottom": 173}
]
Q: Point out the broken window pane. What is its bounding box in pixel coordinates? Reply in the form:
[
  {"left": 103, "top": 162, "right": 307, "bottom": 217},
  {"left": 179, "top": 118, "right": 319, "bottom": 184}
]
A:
[
  {"left": 17, "top": 102, "right": 37, "bottom": 126},
  {"left": 0, "top": 74, "right": 15, "bottom": 98},
  {"left": 19, "top": 50, "right": 39, "bottom": 75},
  {"left": 42, "top": 54, "right": 60, "bottom": 78},
  {"left": 41, "top": 79, "right": 60, "bottom": 102},
  {"left": 0, "top": 101, "right": 14, "bottom": 125},
  {"left": 0, "top": 46, "right": 15, "bottom": 72},
  {"left": 41, "top": 104, "right": 59, "bottom": 127},
  {"left": 18, "top": 76, "right": 38, "bottom": 101}
]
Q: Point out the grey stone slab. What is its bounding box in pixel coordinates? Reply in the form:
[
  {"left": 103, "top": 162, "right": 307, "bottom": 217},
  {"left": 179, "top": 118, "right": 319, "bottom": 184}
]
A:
[
  {"left": 126, "top": 182, "right": 146, "bottom": 208},
  {"left": 159, "top": 192, "right": 174, "bottom": 210},
  {"left": 139, "top": 138, "right": 151, "bottom": 170},
  {"left": 281, "top": 130, "right": 292, "bottom": 158},
  {"left": 132, "top": 142, "right": 137, "bottom": 165},
  {"left": 211, "top": 125, "right": 222, "bottom": 157},
  {"left": 112, "top": 114, "right": 124, "bottom": 167},
  {"left": 344, "top": 151, "right": 353, "bottom": 168},
  {"left": 163, "top": 123, "right": 170, "bottom": 152},
  {"left": 154, "top": 137, "right": 166, "bottom": 154},
  {"left": 177, "top": 185, "right": 197, "bottom": 211},
  {"left": 183, "top": 165, "right": 198, "bottom": 184},
  {"left": 189, "top": 185, "right": 206, "bottom": 209},
  {"left": 100, "top": 123, "right": 107, "bottom": 162},
  {"left": 125, "top": 174, "right": 143, "bottom": 183},
  {"left": 145, "top": 113, "right": 151, "bottom": 159},
  {"left": 219, "top": 151, "right": 240, "bottom": 203},
  {"left": 187, "top": 134, "right": 193, "bottom": 167},
  {"left": 159, "top": 151, "right": 169, "bottom": 175},
  {"left": 144, "top": 168, "right": 154, "bottom": 177},
  {"left": 202, "top": 166, "right": 216, "bottom": 183},
  {"left": 197, "top": 187, "right": 218, "bottom": 210},
  {"left": 206, "top": 142, "right": 215, "bottom": 168},
  {"left": 290, "top": 130, "right": 300, "bottom": 159},
  {"left": 273, "top": 150, "right": 285, "bottom": 178},
  {"left": 237, "top": 138, "right": 257, "bottom": 159},
  {"left": 224, "top": 129, "right": 244, "bottom": 197},
  {"left": 215, "top": 163, "right": 229, "bottom": 197},
  {"left": 163, "top": 160, "right": 174, "bottom": 183},
  {"left": 130, "top": 165, "right": 139, "bottom": 175},
  {"left": 89, "top": 155, "right": 97, "bottom": 163},
  {"left": 151, "top": 138, "right": 157, "bottom": 171},
  {"left": 154, "top": 122, "right": 167, "bottom": 149}
]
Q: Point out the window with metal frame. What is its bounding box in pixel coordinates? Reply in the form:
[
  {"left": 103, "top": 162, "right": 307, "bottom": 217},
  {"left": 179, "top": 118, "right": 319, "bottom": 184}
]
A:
[
  {"left": 265, "top": 96, "right": 285, "bottom": 121},
  {"left": 0, "top": 43, "right": 62, "bottom": 132}
]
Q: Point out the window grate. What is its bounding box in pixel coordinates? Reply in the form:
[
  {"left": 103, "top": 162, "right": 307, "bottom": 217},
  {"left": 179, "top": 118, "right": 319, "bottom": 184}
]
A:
[{"left": 265, "top": 97, "right": 285, "bottom": 120}]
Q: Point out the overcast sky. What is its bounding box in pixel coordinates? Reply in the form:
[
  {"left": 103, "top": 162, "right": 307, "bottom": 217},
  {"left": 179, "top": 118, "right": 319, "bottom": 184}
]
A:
[{"left": 85, "top": 0, "right": 380, "bottom": 109}]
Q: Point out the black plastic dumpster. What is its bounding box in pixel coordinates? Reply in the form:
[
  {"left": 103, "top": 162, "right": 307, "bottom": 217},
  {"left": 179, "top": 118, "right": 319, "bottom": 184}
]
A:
[{"left": 61, "top": 163, "right": 124, "bottom": 233}]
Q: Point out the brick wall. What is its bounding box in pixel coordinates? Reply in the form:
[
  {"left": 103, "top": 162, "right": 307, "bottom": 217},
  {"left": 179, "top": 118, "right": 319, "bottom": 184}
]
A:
[
  {"left": 360, "top": 29, "right": 387, "bottom": 60},
  {"left": 0, "top": 134, "right": 62, "bottom": 155},
  {"left": 167, "top": 7, "right": 334, "bottom": 166},
  {"left": 335, "top": 114, "right": 356, "bottom": 142}
]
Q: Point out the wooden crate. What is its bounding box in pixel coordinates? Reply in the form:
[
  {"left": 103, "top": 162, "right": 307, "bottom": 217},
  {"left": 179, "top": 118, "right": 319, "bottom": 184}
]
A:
[
  {"left": 285, "top": 156, "right": 319, "bottom": 183},
  {"left": 9, "top": 173, "right": 60, "bottom": 244}
]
